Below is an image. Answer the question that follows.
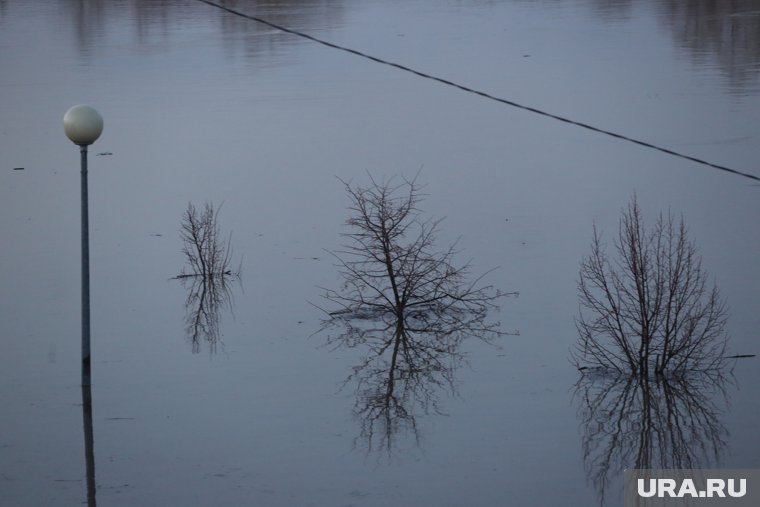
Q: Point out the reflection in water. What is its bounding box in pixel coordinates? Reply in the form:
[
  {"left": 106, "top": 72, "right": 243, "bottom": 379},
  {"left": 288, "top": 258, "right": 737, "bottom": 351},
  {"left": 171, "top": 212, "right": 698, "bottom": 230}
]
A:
[
  {"left": 588, "top": 0, "right": 633, "bottom": 23},
  {"left": 656, "top": 0, "right": 760, "bottom": 93},
  {"left": 574, "top": 371, "right": 730, "bottom": 506},
  {"left": 176, "top": 202, "right": 241, "bottom": 354},
  {"left": 213, "top": 0, "right": 345, "bottom": 62},
  {"left": 180, "top": 273, "right": 238, "bottom": 354},
  {"left": 81, "top": 384, "right": 97, "bottom": 506},
  {"left": 52, "top": 0, "right": 760, "bottom": 94},
  {"left": 321, "top": 304, "right": 506, "bottom": 459},
  {"left": 519, "top": 0, "right": 760, "bottom": 93},
  {"left": 589, "top": 0, "right": 760, "bottom": 93},
  {"left": 57, "top": 0, "right": 344, "bottom": 63}
]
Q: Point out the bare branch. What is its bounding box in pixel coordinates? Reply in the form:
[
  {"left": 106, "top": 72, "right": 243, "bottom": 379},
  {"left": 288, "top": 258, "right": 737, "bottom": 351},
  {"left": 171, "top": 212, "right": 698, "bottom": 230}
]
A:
[{"left": 573, "top": 196, "right": 730, "bottom": 377}]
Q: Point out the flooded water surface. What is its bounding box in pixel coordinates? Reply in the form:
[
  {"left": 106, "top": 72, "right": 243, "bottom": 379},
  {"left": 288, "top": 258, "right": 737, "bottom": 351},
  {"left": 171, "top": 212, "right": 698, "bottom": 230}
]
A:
[{"left": 1, "top": 1, "right": 759, "bottom": 505}]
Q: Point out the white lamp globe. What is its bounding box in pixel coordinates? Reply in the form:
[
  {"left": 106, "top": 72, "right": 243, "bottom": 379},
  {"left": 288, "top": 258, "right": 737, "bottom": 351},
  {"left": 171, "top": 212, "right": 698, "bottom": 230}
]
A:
[{"left": 63, "top": 105, "right": 104, "bottom": 146}]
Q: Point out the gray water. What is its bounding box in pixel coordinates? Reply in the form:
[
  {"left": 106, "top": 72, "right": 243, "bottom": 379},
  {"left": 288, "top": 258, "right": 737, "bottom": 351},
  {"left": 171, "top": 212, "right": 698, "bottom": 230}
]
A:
[{"left": 1, "top": 1, "right": 759, "bottom": 505}]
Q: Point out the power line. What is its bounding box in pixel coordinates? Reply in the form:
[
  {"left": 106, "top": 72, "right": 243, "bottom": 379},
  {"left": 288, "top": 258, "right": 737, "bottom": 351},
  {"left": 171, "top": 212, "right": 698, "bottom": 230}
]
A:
[{"left": 196, "top": 0, "right": 760, "bottom": 183}]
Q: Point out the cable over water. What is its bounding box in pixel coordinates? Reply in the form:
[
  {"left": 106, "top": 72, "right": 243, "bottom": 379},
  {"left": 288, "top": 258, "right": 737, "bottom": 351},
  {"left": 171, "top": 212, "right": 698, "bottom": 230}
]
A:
[{"left": 195, "top": 0, "right": 760, "bottom": 183}]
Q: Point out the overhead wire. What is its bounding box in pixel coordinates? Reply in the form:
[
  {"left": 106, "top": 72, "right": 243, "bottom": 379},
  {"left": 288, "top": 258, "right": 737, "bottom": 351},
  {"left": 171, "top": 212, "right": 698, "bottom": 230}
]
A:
[{"left": 195, "top": 0, "right": 760, "bottom": 183}]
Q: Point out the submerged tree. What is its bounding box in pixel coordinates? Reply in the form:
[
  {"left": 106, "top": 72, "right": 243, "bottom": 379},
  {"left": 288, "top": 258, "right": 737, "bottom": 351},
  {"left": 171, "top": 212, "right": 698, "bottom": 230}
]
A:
[
  {"left": 177, "top": 201, "right": 241, "bottom": 354},
  {"left": 574, "top": 196, "right": 729, "bottom": 376},
  {"left": 319, "top": 174, "right": 507, "bottom": 323},
  {"left": 180, "top": 202, "right": 236, "bottom": 279},
  {"left": 315, "top": 173, "right": 513, "bottom": 459}
]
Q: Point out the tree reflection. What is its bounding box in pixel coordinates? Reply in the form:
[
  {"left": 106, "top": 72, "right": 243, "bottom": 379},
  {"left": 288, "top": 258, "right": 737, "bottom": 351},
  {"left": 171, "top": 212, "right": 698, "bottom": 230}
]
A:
[
  {"left": 593, "top": 0, "right": 760, "bottom": 93},
  {"left": 213, "top": 0, "right": 345, "bottom": 60},
  {"left": 654, "top": 0, "right": 760, "bottom": 93},
  {"left": 55, "top": 0, "right": 759, "bottom": 94},
  {"left": 587, "top": 0, "right": 633, "bottom": 23},
  {"left": 58, "top": 0, "right": 345, "bottom": 62},
  {"left": 574, "top": 371, "right": 731, "bottom": 506},
  {"left": 179, "top": 272, "right": 238, "bottom": 354},
  {"left": 518, "top": 0, "right": 760, "bottom": 93},
  {"left": 320, "top": 303, "right": 508, "bottom": 460}
]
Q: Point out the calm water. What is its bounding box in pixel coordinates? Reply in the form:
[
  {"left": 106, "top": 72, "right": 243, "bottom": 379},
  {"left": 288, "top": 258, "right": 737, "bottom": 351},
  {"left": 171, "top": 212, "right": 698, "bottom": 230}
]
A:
[{"left": 1, "top": 1, "right": 759, "bottom": 505}]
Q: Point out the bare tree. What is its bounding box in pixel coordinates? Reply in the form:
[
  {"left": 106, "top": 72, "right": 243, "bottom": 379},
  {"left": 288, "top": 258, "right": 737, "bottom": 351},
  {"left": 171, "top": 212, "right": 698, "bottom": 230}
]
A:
[
  {"left": 315, "top": 173, "right": 513, "bottom": 459},
  {"left": 179, "top": 202, "right": 237, "bottom": 279},
  {"left": 318, "top": 174, "right": 508, "bottom": 325},
  {"left": 176, "top": 201, "right": 241, "bottom": 353},
  {"left": 574, "top": 196, "right": 729, "bottom": 376}
]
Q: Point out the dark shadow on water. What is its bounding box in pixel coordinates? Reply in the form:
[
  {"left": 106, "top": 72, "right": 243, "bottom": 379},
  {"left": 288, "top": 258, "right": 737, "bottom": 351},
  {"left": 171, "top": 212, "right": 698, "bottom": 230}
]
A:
[
  {"left": 573, "top": 371, "right": 731, "bottom": 506},
  {"left": 81, "top": 384, "right": 96, "bottom": 506}
]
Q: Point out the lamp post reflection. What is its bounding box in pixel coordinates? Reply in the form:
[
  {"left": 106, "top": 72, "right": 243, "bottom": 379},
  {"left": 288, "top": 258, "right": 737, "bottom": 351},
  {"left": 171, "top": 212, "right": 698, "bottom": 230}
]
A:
[{"left": 81, "top": 384, "right": 97, "bottom": 506}]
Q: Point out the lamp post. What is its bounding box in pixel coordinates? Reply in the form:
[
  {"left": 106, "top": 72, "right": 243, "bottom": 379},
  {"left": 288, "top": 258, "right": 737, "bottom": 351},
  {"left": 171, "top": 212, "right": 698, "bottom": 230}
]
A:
[{"left": 63, "top": 105, "right": 103, "bottom": 387}]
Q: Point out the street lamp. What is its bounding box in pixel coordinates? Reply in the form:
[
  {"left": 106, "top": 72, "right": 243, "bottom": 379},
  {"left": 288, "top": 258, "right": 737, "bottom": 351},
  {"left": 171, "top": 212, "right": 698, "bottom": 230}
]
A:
[{"left": 63, "top": 105, "right": 103, "bottom": 387}]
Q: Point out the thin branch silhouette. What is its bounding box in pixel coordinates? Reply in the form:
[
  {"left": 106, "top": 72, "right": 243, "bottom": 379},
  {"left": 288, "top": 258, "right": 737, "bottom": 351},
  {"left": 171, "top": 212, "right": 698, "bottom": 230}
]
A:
[
  {"left": 175, "top": 201, "right": 242, "bottom": 354},
  {"left": 314, "top": 173, "right": 514, "bottom": 460},
  {"left": 573, "top": 195, "right": 729, "bottom": 377},
  {"left": 574, "top": 370, "right": 731, "bottom": 506}
]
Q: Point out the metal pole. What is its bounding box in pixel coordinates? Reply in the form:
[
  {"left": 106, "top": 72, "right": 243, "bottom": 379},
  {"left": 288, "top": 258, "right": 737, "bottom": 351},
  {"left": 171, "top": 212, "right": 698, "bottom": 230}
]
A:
[{"left": 80, "top": 145, "right": 91, "bottom": 387}]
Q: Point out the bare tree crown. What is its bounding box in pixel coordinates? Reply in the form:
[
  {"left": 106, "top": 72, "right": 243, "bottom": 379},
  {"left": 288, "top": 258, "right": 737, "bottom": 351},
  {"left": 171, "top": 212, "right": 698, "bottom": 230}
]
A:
[
  {"left": 179, "top": 202, "right": 236, "bottom": 279},
  {"left": 316, "top": 173, "right": 512, "bottom": 459},
  {"left": 574, "top": 196, "right": 729, "bottom": 377},
  {"left": 177, "top": 201, "right": 240, "bottom": 354},
  {"left": 320, "top": 174, "right": 505, "bottom": 325}
]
